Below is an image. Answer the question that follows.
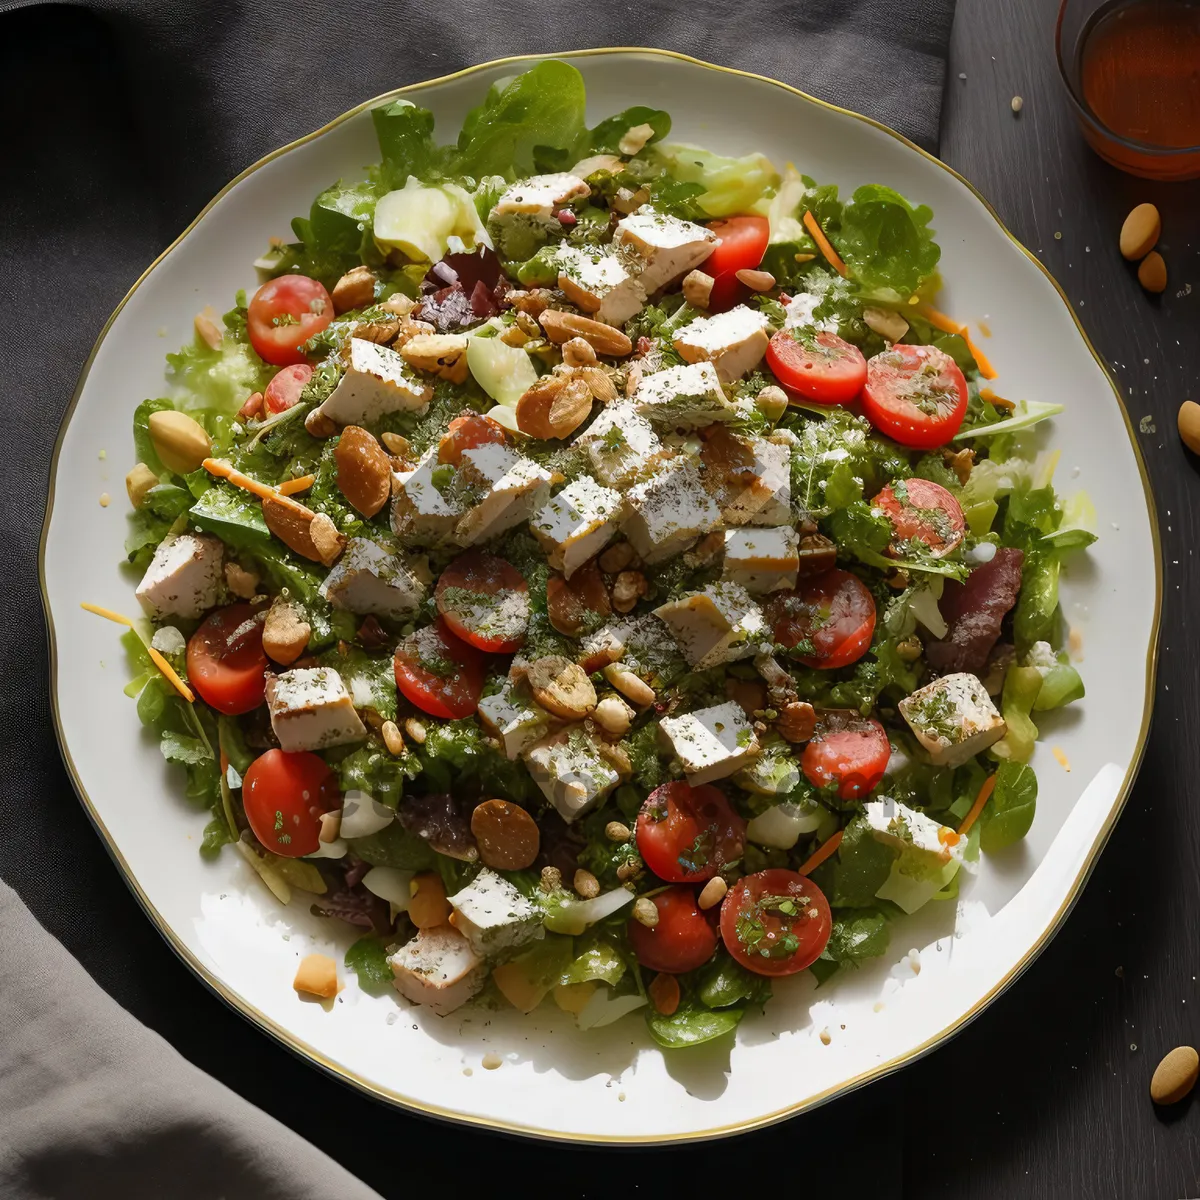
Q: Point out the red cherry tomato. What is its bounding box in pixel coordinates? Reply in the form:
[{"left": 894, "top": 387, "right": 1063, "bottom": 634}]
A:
[
  {"left": 246, "top": 275, "right": 334, "bottom": 366},
  {"left": 242, "top": 749, "right": 341, "bottom": 858},
  {"left": 627, "top": 885, "right": 718, "bottom": 974},
  {"left": 704, "top": 216, "right": 770, "bottom": 311},
  {"left": 635, "top": 782, "right": 746, "bottom": 884},
  {"left": 720, "top": 868, "right": 832, "bottom": 976},
  {"left": 861, "top": 344, "right": 969, "bottom": 449},
  {"left": 434, "top": 550, "right": 530, "bottom": 654},
  {"left": 801, "top": 712, "right": 891, "bottom": 800},
  {"left": 438, "top": 413, "right": 508, "bottom": 465},
  {"left": 263, "top": 363, "right": 314, "bottom": 414},
  {"left": 873, "top": 478, "right": 966, "bottom": 557},
  {"left": 764, "top": 569, "right": 876, "bottom": 670},
  {"left": 186, "top": 603, "right": 268, "bottom": 715},
  {"left": 393, "top": 619, "right": 486, "bottom": 719},
  {"left": 765, "top": 329, "right": 867, "bottom": 405}
]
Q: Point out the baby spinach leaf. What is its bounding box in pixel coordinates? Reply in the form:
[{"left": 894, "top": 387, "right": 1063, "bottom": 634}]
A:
[
  {"left": 372, "top": 98, "right": 440, "bottom": 187},
  {"left": 589, "top": 106, "right": 671, "bottom": 154},
  {"left": 646, "top": 999, "right": 744, "bottom": 1049},
  {"left": 810, "top": 816, "right": 899, "bottom": 908},
  {"left": 979, "top": 761, "right": 1038, "bottom": 852},
  {"left": 345, "top": 936, "right": 395, "bottom": 993},
  {"left": 837, "top": 184, "right": 941, "bottom": 296}
]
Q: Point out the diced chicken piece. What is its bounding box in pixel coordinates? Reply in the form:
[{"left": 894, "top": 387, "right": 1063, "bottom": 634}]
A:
[
  {"left": 455, "top": 444, "right": 552, "bottom": 545},
  {"left": 477, "top": 680, "right": 551, "bottom": 759},
  {"left": 659, "top": 701, "right": 760, "bottom": 786},
  {"left": 633, "top": 361, "right": 736, "bottom": 428},
  {"left": 447, "top": 868, "right": 544, "bottom": 958},
  {"left": 722, "top": 527, "right": 800, "bottom": 594},
  {"left": 391, "top": 449, "right": 466, "bottom": 546},
  {"left": 573, "top": 401, "right": 662, "bottom": 488},
  {"left": 318, "top": 537, "right": 429, "bottom": 619},
  {"left": 898, "top": 672, "right": 1007, "bottom": 767},
  {"left": 554, "top": 245, "right": 646, "bottom": 326},
  {"left": 720, "top": 437, "right": 792, "bottom": 527},
  {"left": 265, "top": 667, "right": 367, "bottom": 753},
  {"left": 673, "top": 305, "right": 771, "bottom": 382},
  {"left": 615, "top": 209, "right": 717, "bottom": 293},
  {"left": 389, "top": 926, "right": 487, "bottom": 1017},
  {"left": 315, "top": 338, "right": 432, "bottom": 427},
  {"left": 530, "top": 477, "right": 622, "bottom": 578},
  {"left": 523, "top": 725, "right": 621, "bottom": 823},
  {"left": 621, "top": 457, "right": 721, "bottom": 565},
  {"left": 135, "top": 533, "right": 224, "bottom": 619},
  {"left": 653, "top": 582, "right": 766, "bottom": 669}
]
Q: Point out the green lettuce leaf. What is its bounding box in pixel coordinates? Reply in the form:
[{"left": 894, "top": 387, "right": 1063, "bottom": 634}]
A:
[
  {"left": 979, "top": 760, "right": 1038, "bottom": 852},
  {"left": 589, "top": 106, "right": 671, "bottom": 154},
  {"left": 650, "top": 143, "right": 780, "bottom": 218},
  {"left": 836, "top": 184, "right": 940, "bottom": 297},
  {"left": 345, "top": 936, "right": 395, "bottom": 993},
  {"left": 954, "top": 398, "right": 1064, "bottom": 441},
  {"left": 810, "top": 817, "right": 899, "bottom": 908},
  {"left": 645, "top": 998, "right": 745, "bottom": 1049},
  {"left": 347, "top": 820, "right": 436, "bottom": 871},
  {"left": 559, "top": 933, "right": 627, "bottom": 987},
  {"left": 696, "top": 953, "right": 771, "bottom": 1009},
  {"left": 372, "top": 98, "right": 440, "bottom": 188}
]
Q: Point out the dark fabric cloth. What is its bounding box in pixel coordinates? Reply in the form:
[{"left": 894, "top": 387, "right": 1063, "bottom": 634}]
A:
[{"left": 0, "top": 3, "right": 955, "bottom": 1196}]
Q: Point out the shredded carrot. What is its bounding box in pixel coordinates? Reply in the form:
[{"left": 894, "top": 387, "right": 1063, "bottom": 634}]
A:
[
  {"left": 798, "top": 829, "right": 843, "bottom": 877},
  {"left": 918, "top": 305, "right": 998, "bottom": 380},
  {"left": 202, "top": 458, "right": 312, "bottom": 517},
  {"left": 802, "top": 210, "right": 849, "bottom": 278},
  {"left": 277, "top": 474, "right": 316, "bottom": 496},
  {"left": 80, "top": 602, "right": 195, "bottom": 702},
  {"left": 957, "top": 773, "right": 997, "bottom": 837}
]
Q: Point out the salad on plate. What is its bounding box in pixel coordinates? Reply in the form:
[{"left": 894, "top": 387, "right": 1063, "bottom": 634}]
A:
[{"left": 106, "top": 61, "right": 1095, "bottom": 1047}]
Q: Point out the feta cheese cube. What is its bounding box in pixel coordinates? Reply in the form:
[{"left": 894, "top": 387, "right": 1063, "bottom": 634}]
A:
[
  {"left": 722, "top": 527, "right": 800, "bottom": 594},
  {"left": 523, "top": 725, "right": 621, "bottom": 823},
  {"left": 455, "top": 444, "right": 552, "bottom": 545},
  {"left": 135, "top": 533, "right": 224, "bottom": 619},
  {"left": 653, "top": 582, "right": 766, "bottom": 668},
  {"left": 389, "top": 926, "right": 487, "bottom": 1017},
  {"left": 316, "top": 338, "right": 432, "bottom": 427},
  {"left": 477, "top": 680, "right": 551, "bottom": 760},
  {"left": 615, "top": 208, "right": 717, "bottom": 293},
  {"left": 659, "top": 701, "right": 760, "bottom": 786},
  {"left": 489, "top": 173, "right": 590, "bottom": 259},
  {"left": 554, "top": 245, "right": 646, "bottom": 326},
  {"left": 863, "top": 798, "right": 962, "bottom": 863},
  {"left": 899, "top": 673, "right": 1007, "bottom": 767},
  {"left": 391, "top": 453, "right": 466, "bottom": 547},
  {"left": 265, "top": 667, "right": 366, "bottom": 753},
  {"left": 673, "top": 305, "right": 771, "bottom": 382},
  {"left": 621, "top": 457, "right": 721, "bottom": 564},
  {"left": 530, "top": 477, "right": 622, "bottom": 578},
  {"left": 720, "top": 437, "right": 792, "bottom": 526},
  {"left": 573, "top": 401, "right": 662, "bottom": 488},
  {"left": 318, "top": 537, "right": 429, "bottom": 619},
  {"left": 447, "top": 868, "right": 544, "bottom": 959},
  {"left": 633, "top": 361, "right": 736, "bottom": 428}
]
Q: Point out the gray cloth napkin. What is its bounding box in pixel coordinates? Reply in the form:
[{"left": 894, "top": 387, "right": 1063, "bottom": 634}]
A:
[{"left": 1, "top": 2, "right": 954, "bottom": 1196}]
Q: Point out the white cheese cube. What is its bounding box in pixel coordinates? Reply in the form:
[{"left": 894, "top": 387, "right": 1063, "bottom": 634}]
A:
[
  {"left": 673, "top": 305, "right": 771, "bottom": 382},
  {"left": 722, "top": 437, "right": 792, "bottom": 526},
  {"left": 574, "top": 401, "right": 662, "bottom": 488},
  {"left": 899, "top": 673, "right": 1006, "bottom": 767},
  {"left": 389, "top": 926, "right": 487, "bottom": 1017},
  {"left": 477, "top": 680, "right": 551, "bottom": 759},
  {"left": 447, "top": 868, "right": 544, "bottom": 959},
  {"left": 633, "top": 361, "right": 735, "bottom": 428},
  {"left": 615, "top": 208, "right": 716, "bottom": 293},
  {"left": 492, "top": 173, "right": 590, "bottom": 221},
  {"left": 621, "top": 457, "right": 721, "bottom": 565},
  {"left": 653, "top": 582, "right": 766, "bottom": 668},
  {"left": 135, "top": 533, "right": 224, "bottom": 619},
  {"left": 863, "top": 798, "right": 961, "bottom": 861},
  {"left": 316, "top": 338, "right": 432, "bottom": 426},
  {"left": 523, "top": 725, "right": 621, "bottom": 823},
  {"left": 554, "top": 245, "right": 646, "bottom": 326},
  {"left": 318, "top": 537, "right": 429, "bottom": 619},
  {"left": 391, "top": 450, "right": 466, "bottom": 546},
  {"left": 455, "top": 444, "right": 552, "bottom": 545},
  {"left": 660, "top": 701, "right": 760, "bottom": 786},
  {"left": 265, "top": 667, "right": 366, "bottom": 753},
  {"left": 530, "top": 477, "right": 622, "bottom": 578},
  {"left": 722, "top": 527, "right": 800, "bottom": 594}
]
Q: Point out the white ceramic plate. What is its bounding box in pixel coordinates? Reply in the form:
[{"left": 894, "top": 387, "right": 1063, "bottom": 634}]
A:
[{"left": 42, "top": 49, "right": 1160, "bottom": 1143}]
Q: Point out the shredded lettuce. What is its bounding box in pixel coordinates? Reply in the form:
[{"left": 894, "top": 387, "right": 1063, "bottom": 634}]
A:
[
  {"left": 955, "top": 399, "right": 1065, "bottom": 441},
  {"left": 649, "top": 142, "right": 780, "bottom": 218},
  {"left": 991, "top": 665, "right": 1042, "bottom": 763}
]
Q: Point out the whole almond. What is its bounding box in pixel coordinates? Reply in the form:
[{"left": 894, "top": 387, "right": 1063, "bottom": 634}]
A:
[
  {"left": 1178, "top": 401, "right": 1200, "bottom": 455},
  {"left": 1138, "top": 251, "right": 1167, "bottom": 294},
  {"left": 526, "top": 655, "right": 596, "bottom": 720},
  {"left": 1150, "top": 1045, "right": 1199, "bottom": 1105},
  {"left": 538, "top": 309, "right": 632, "bottom": 357},
  {"left": 262, "top": 496, "right": 345, "bottom": 566},
  {"left": 736, "top": 268, "right": 776, "bottom": 292},
  {"left": 1119, "top": 203, "right": 1161, "bottom": 261},
  {"left": 148, "top": 410, "right": 212, "bottom": 474},
  {"left": 334, "top": 425, "right": 392, "bottom": 517},
  {"left": 331, "top": 264, "right": 376, "bottom": 314},
  {"left": 547, "top": 376, "right": 594, "bottom": 437}
]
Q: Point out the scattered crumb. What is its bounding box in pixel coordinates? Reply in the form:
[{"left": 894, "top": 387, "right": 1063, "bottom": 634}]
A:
[
  {"left": 1139, "top": 414, "right": 1157, "bottom": 433},
  {"left": 462, "top": 1067, "right": 473, "bottom": 1077},
  {"left": 481, "top": 1053, "right": 503, "bottom": 1071},
  {"left": 99, "top": 493, "right": 111, "bottom": 507},
  {"left": 874, "top": 1001, "right": 885, "bottom": 1013},
  {"left": 98, "top": 449, "right": 107, "bottom": 460},
  {"left": 1068, "top": 627, "right": 1085, "bottom": 660},
  {"left": 157, "top": 327, "right": 167, "bottom": 337},
  {"left": 618, "top": 1092, "right": 627, "bottom": 1102},
  {"left": 385, "top": 1011, "right": 397, "bottom": 1025},
  {"left": 819, "top": 1028, "right": 832, "bottom": 1045},
  {"left": 958, "top": 72, "right": 967, "bottom": 80},
  {"left": 1116, "top": 966, "right": 1124, "bottom": 978},
  {"left": 1054, "top": 231, "right": 1063, "bottom": 240},
  {"left": 977, "top": 320, "right": 992, "bottom": 338},
  {"left": 1053, "top": 746, "right": 1072, "bottom": 772},
  {"left": 1011, "top": 96, "right": 1024, "bottom": 113}
]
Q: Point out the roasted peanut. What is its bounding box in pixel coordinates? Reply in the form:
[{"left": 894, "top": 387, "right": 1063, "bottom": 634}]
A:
[
  {"left": 593, "top": 696, "right": 634, "bottom": 737},
  {"left": 125, "top": 462, "right": 158, "bottom": 509},
  {"left": 573, "top": 869, "right": 600, "bottom": 899},
  {"left": 262, "top": 596, "right": 311, "bottom": 666},
  {"left": 602, "top": 663, "right": 655, "bottom": 708},
  {"left": 331, "top": 265, "right": 377, "bottom": 313},
  {"left": 334, "top": 425, "right": 392, "bottom": 517},
  {"left": 527, "top": 656, "right": 597, "bottom": 720},
  {"left": 682, "top": 270, "right": 715, "bottom": 309},
  {"left": 610, "top": 570, "right": 648, "bottom": 614}
]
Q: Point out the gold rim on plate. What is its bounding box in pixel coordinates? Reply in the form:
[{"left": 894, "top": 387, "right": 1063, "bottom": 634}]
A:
[{"left": 38, "top": 47, "right": 1163, "bottom": 1143}]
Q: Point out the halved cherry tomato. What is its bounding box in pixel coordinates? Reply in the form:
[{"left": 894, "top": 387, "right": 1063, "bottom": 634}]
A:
[
  {"left": 764, "top": 569, "right": 876, "bottom": 670},
  {"left": 801, "top": 712, "right": 891, "bottom": 799},
  {"left": 765, "top": 329, "right": 867, "bottom": 405},
  {"left": 242, "top": 749, "right": 341, "bottom": 858},
  {"left": 635, "top": 782, "right": 746, "bottom": 884},
  {"left": 546, "top": 562, "right": 611, "bottom": 638},
  {"left": 394, "top": 619, "right": 486, "bottom": 719},
  {"left": 861, "top": 344, "right": 968, "bottom": 449},
  {"left": 873, "top": 478, "right": 966, "bottom": 557},
  {"left": 627, "top": 885, "right": 718, "bottom": 974},
  {"left": 704, "top": 216, "right": 770, "bottom": 311},
  {"left": 186, "top": 603, "right": 267, "bottom": 715},
  {"left": 435, "top": 551, "right": 530, "bottom": 653},
  {"left": 263, "top": 363, "right": 314, "bottom": 414},
  {"left": 247, "top": 274, "right": 334, "bottom": 366},
  {"left": 720, "top": 868, "right": 832, "bottom": 976},
  {"left": 438, "top": 413, "right": 508, "bottom": 465}
]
